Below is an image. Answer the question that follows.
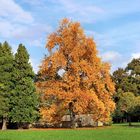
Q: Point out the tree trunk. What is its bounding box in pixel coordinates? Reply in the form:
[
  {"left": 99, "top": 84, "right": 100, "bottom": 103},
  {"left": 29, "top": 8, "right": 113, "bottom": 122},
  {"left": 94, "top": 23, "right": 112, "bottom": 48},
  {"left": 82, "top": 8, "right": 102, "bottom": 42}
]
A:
[
  {"left": 70, "top": 110, "right": 76, "bottom": 128},
  {"left": 69, "top": 101, "right": 76, "bottom": 128},
  {"left": 2, "top": 117, "right": 7, "bottom": 130},
  {"left": 17, "top": 123, "right": 24, "bottom": 129},
  {"left": 128, "top": 115, "right": 132, "bottom": 126}
]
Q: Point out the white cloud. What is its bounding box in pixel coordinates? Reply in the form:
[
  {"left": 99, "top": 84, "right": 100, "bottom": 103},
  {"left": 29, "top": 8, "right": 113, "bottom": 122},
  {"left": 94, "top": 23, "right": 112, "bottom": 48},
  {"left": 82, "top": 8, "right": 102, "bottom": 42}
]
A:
[
  {"left": 19, "top": 0, "right": 44, "bottom": 6},
  {"left": 131, "top": 52, "right": 140, "bottom": 59},
  {"left": 100, "top": 51, "right": 124, "bottom": 72},
  {"left": 11, "top": 23, "right": 53, "bottom": 49},
  {"left": 0, "top": 0, "right": 34, "bottom": 39},
  {"left": 29, "top": 39, "right": 43, "bottom": 48},
  {"left": 86, "top": 30, "right": 115, "bottom": 50},
  {"left": 104, "top": 0, "right": 140, "bottom": 21},
  {"left": 0, "top": 0, "right": 33, "bottom": 23},
  {"left": 86, "top": 20, "right": 140, "bottom": 57},
  {"left": 49, "top": 0, "right": 140, "bottom": 24},
  {"left": 57, "top": 0, "right": 104, "bottom": 14},
  {"left": 0, "top": 20, "right": 14, "bottom": 38},
  {"left": 29, "top": 58, "right": 41, "bottom": 74},
  {"left": 13, "top": 23, "right": 52, "bottom": 40},
  {"left": 120, "top": 52, "right": 140, "bottom": 70},
  {"left": 11, "top": 43, "right": 18, "bottom": 54},
  {"left": 101, "top": 51, "right": 122, "bottom": 63},
  {"left": 50, "top": 0, "right": 105, "bottom": 23},
  {"left": 0, "top": 0, "right": 53, "bottom": 48}
]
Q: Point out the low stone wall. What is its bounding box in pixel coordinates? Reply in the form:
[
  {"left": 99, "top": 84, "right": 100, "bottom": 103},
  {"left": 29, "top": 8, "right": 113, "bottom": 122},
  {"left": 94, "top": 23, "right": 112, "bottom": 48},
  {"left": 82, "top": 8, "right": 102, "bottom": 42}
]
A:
[{"left": 62, "top": 114, "right": 103, "bottom": 128}]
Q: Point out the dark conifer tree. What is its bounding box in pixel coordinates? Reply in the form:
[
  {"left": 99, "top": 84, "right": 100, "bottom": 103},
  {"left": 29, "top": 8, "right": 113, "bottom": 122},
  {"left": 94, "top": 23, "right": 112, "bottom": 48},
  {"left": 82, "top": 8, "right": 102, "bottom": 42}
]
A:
[
  {"left": 0, "top": 42, "right": 14, "bottom": 130},
  {"left": 9, "top": 44, "right": 39, "bottom": 128}
]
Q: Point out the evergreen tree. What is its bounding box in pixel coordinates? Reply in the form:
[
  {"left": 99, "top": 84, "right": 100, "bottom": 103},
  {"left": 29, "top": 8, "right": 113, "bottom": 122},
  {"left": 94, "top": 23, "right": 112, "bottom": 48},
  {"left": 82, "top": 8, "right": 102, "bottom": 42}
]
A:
[
  {"left": 9, "top": 44, "right": 39, "bottom": 128},
  {"left": 0, "top": 41, "right": 14, "bottom": 130}
]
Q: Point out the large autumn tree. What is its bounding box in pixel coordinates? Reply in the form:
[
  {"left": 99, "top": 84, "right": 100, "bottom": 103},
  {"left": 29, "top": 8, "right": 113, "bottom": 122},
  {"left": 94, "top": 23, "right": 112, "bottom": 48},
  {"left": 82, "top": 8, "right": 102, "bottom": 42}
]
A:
[{"left": 36, "top": 19, "right": 115, "bottom": 128}]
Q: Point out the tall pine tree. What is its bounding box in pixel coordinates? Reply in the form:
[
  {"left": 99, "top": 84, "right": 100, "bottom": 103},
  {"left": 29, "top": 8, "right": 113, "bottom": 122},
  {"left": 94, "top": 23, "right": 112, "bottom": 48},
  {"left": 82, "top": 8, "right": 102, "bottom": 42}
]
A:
[
  {"left": 9, "top": 44, "right": 38, "bottom": 128},
  {"left": 0, "top": 41, "right": 14, "bottom": 130}
]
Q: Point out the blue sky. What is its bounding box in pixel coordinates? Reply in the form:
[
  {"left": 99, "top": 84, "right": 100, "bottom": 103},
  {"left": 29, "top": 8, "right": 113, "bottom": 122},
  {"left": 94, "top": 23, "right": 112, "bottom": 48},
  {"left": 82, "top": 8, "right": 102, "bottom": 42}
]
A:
[{"left": 0, "top": 0, "right": 140, "bottom": 73}]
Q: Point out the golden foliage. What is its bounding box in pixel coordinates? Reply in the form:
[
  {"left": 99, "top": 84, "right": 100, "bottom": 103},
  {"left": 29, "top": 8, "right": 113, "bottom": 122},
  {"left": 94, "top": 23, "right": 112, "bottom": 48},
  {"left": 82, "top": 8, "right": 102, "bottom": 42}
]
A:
[{"left": 36, "top": 19, "right": 115, "bottom": 124}]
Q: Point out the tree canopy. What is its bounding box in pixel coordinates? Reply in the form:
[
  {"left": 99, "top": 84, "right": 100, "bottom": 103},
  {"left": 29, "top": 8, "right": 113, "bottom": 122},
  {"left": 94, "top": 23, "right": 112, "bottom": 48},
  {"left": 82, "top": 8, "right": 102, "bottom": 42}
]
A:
[
  {"left": 9, "top": 44, "right": 39, "bottom": 126},
  {"left": 0, "top": 41, "right": 14, "bottom": 130},
  {"left": 112, "top": 57, "right": 140, "bottom": 123},
  {"left": 36, "top": 19, "right": 115, "bottom": 127}
]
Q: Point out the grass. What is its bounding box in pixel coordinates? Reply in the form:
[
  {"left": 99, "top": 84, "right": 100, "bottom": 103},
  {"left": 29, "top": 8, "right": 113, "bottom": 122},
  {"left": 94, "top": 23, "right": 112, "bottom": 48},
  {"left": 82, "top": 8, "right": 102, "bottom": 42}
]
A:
[{"left": 0, "top": 123, "right": 140, "bottom": 140}]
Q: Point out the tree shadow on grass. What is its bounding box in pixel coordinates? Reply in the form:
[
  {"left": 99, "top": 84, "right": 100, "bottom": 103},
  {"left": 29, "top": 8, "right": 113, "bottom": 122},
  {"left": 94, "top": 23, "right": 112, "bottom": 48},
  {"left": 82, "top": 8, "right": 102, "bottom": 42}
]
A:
[
  {"left": 129, "top": 124, "right": 140, "bottom": 128},
  {"left": 114, "top": 123, "right": 140, "bottom": 128}
]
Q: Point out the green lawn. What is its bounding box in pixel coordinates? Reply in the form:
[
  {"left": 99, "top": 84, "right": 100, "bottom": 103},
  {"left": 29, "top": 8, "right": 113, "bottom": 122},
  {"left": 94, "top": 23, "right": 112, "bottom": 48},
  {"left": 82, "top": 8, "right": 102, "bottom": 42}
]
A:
[{"left": 0, "top": 123, "right": 140, "bottom": 140}]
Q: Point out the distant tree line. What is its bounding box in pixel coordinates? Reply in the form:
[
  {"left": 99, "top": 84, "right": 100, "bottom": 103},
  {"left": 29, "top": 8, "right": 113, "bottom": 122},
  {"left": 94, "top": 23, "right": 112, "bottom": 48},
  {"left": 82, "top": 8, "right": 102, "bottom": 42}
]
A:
[
  {"left": 112, "top": 58, "right": 140, "bottom": 125},
  {"left": 0, "top": 42, "right": 39, "bottom": 130}
]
